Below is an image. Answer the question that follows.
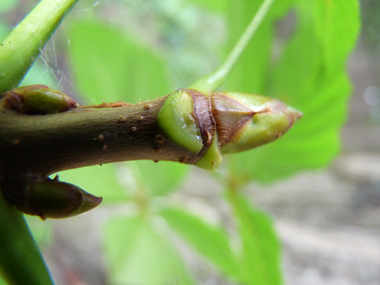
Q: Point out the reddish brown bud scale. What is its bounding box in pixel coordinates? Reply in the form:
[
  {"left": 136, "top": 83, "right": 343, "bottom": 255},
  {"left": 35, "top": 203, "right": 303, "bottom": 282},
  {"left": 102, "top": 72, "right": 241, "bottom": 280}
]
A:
[
  {"left": 214, "top": 92, "right": 303, "bottom": 154},
  {"left": 211, "top": 93, "right": 254, "bottom": 147},
  {"left": 186, "top": 89, "right": 217, "bottom": 163}
]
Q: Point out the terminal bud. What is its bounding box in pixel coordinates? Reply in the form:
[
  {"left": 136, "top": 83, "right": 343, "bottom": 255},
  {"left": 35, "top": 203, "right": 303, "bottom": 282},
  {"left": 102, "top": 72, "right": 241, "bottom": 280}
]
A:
[{"left": 211, "top": 92, "right": 302, "bottom": 154}]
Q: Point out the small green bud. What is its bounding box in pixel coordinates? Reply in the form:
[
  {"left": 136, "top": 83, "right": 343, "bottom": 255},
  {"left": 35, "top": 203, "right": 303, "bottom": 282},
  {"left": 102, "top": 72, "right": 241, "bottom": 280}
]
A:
[
  {"left": 158, "top": 89, "right": 203, "bottom": 153},
  {"left": 18, "top": 177, "right": 102, "bottom": 220},
  {"left": 211, "top": 92, "right": 302, "bottom": 154},
  {"left": 1, "top": 84, "right": 79, "bottom": 114}
]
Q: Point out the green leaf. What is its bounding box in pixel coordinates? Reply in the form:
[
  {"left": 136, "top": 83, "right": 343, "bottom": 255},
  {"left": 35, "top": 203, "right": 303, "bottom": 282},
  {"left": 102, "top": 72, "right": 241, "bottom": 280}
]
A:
[
  {"left": 0, "top": 0, "right": 79, "bottom": 94},
  {"left": 25, "top": 216, "right": 52, "bottom": 247},
  {"left": 225, "top": 0, "right": 294, "bottom": 94},
  {"left": 56, "top": 164, "right": 128, "bottom": 203},
  {"left": 0, "top": 22, "right": 10, "bottom": 41},
  {"left": 189, "top": 0, "right": 277, "bottom": 93},
  {"left": 228, "top": 192, "right": 282, "bottom": 285},
  {"left": 104, "top": 215, "right": 194, "bottom": 285},
  {"left": 312, "top": 0, "right": 360, "bottom": 73},
  {"left": 160, "top": 206, "right": 238, "bottom": 280},
  {"left": 186, "top": 0, "right": 227, "bottom": 13},
  {"left": 124, "top": 161, "right": 189, "bottom": 197},
  {"left": 0, "top": 0, "right": 19, "bottom": 13},
  {"left": 56, "top": 154, "right": 188, "bottom": 203},
  {"left": 67, "top": 19, "right": 170, "bottom": 104},
  {"left": 226, "top": 0, "right": 360, "bottom": 183}
]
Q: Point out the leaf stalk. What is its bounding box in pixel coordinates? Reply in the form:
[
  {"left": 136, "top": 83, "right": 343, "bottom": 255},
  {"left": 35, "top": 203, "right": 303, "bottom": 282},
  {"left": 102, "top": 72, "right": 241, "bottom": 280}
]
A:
[{"left": 188, "top": 0, "right": 275, "bottom": 92}]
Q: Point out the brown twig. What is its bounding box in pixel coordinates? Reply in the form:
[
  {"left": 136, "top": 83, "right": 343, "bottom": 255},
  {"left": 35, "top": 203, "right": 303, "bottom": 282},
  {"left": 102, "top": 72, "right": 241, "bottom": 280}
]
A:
[{"left": 0, "top": 95, "right": 197, "bottom": 178}]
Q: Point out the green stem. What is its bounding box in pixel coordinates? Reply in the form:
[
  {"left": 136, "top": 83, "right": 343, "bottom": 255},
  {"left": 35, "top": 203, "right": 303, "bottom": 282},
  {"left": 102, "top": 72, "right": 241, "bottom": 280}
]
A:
[
  {"left": 0, "top": 0, "right": 79, "bottom": 94},
  {"left": 0, "top": 189, "right": 54, "bottom": 285},
  {"left": 188, "top": 0, "right": 274, "bottom": 93}
]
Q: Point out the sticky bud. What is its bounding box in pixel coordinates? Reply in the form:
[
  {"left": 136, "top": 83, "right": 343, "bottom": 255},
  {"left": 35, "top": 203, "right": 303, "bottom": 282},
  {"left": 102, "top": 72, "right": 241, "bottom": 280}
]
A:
[
  {"left": 158, "top": 89, "right": 302, "bottom": 171},
  {"left": 1, "top": 84, "right": 79, "bottom": 114},
  {"left": 23, "top": 177, "right": 102, "bottom": 220},
  {"left": 211, "top": 92, "right": 302, "bottom": 154}
]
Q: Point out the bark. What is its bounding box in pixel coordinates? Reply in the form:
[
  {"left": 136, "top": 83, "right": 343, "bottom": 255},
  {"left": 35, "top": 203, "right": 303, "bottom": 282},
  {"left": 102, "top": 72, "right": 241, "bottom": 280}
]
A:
[{"left": 0, "top": 95, "right": 196, "bottom": 178}]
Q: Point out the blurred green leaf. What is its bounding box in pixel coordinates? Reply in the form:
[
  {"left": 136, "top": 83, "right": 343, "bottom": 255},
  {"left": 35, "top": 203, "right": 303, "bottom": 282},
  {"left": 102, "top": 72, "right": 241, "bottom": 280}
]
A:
[
  {"left": 226, "top": 0, "right": 360, "bottom": 183},
  {"left": 225, "top": 0, "right": 294, "bottom": 94},
  {"left": 312, "top": 0, "right": 360, "bottom": 72},
  {"left": 0, "top": 22, "right": 9, "bottom": 41},
  {"left": 0, "top": 0, "right": 19, "bottom": 13},
  {"left": 25, "top": 216, "right": 52, "bottom": 248},
  {"left": 20, "top": 60, "right": 58, "bottom": 88},
  {"left": 67, "top": 19, "right": 170, "bottom": 104},
  {"left": 104, "top": 215, "right": 194, "bottom": 284},
  {"left": 160, "top": 206, "right": 238, "bottom": 280},
  {"left": 229, "top": 192, "right": 282, "bottom": 285},
  {"left": 186, "top": 0, "right": 227, "bottom": 13},
  {"left": 56, "top": 164, "right": 128, "bottom": 203},
  {"left": 125, "top": 161, "right": 189, "bottom": 197}
]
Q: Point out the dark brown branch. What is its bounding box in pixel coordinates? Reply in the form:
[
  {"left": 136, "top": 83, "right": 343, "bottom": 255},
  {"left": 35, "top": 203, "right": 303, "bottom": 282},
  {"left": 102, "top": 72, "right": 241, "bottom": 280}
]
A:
[{"left": 0, "top": 95, "right": 196, "bottom": 178}]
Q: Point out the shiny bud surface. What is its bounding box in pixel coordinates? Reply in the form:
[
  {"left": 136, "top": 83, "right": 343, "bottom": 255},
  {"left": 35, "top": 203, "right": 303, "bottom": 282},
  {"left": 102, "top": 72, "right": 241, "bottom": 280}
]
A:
[
  {"left": 158, "top": 89, "right": 203, "bottom": 154},
  {"left": 2, "top": 84, "right": 79, "bottom": 115},
  {"left": 211, "top": 92, "right": 302, "bottom": 154}
]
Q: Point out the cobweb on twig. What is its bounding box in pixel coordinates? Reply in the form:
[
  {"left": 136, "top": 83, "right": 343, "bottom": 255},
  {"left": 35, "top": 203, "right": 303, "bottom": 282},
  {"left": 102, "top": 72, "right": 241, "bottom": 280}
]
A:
[{"left": 33, "top": 1, "right": 102, "bottom": 104}]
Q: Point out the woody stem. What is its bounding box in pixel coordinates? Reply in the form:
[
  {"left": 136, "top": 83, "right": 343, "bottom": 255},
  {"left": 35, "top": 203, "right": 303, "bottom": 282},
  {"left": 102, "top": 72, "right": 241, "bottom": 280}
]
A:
[{"left": 0, "top": 95, "right": 196, "bottom": 178}]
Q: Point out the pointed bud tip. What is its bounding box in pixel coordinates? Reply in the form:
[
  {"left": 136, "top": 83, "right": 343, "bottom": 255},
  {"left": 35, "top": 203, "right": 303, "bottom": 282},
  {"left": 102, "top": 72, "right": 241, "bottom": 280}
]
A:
[
  {"left": 74, "top": 194, "right": 103, "bottom": 215},
  {"left": 66, "top": 96, "right": 80, "bottom": 109},
  {"left": 25, "top": 179, "right": 103, "bottom": 219},
  {"left": 286, "top": 106, "right": 303, "bottom": 124},
  {"left": 217, "top": 93, "right": 303, "bottom": 154},
  {"left": 266, "top": 99, "right": 302, "bottom": 127}
]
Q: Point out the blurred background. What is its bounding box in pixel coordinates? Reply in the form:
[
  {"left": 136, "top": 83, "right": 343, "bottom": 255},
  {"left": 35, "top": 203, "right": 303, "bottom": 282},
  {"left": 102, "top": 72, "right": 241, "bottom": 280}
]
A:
[{"left": 1, "top": 0, "right": 379, "bottom": 284}]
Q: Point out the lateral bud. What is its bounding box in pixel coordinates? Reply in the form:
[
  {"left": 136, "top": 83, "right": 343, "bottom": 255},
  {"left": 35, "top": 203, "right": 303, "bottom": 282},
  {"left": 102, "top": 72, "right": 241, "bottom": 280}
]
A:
[
  {"left": 1, "top": 84, "right": 79, "bottom": 115},
  {"left": 30, "top": 177, "right": 102, "bottom": 220},
  {"left": 2, "top": 176, "right": 102, "bottom": 220}
]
